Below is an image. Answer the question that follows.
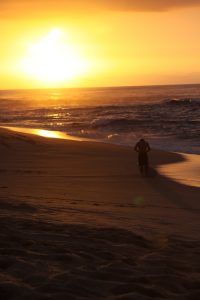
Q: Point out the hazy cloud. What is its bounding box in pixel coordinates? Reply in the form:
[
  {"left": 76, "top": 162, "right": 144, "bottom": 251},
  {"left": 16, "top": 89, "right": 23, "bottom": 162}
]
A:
[
  {"left": 1, "top": 0, "right": 200, "bottom": 13},
  {"left": 105, "top": 0, "right": 200, "bottom": 11}
]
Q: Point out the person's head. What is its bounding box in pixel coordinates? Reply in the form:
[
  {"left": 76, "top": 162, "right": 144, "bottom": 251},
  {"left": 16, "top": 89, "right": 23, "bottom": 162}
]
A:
[{"left": 140, "top": 138, "right": 145, "bottom": 142}]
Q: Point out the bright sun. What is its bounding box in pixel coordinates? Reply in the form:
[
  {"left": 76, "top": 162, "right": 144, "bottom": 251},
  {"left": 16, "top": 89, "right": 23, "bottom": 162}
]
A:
[{"left": 21, "top": 28, "right": 90, "bottom": 84}]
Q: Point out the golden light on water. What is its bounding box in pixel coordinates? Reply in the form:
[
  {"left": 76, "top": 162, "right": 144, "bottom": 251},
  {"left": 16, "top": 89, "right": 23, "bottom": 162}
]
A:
[
  {"left": 20, "top": 28, "right": 91, "bottom": 85},
  {"left": 2, "top": 126, "right": 89, "bottom": 142},
  {"left": 3, "top": 127, "right": 67, "bottom": 139},
  {"left": 33, "top": 129, "right": 66, "bottom": 139}
]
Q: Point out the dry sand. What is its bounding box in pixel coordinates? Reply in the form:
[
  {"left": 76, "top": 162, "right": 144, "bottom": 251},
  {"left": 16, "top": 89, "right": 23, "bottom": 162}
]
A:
[{"left": 0, "top": 127, "right": 200, "bottom": 300}]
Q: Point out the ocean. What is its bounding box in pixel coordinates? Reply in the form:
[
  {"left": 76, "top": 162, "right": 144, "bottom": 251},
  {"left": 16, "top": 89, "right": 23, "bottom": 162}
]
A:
[{"left": 0, "top": 84, "right": 200, "bottom": 154}]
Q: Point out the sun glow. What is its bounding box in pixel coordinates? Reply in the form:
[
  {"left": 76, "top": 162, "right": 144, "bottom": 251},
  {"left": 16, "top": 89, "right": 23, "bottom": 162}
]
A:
[{"left": 21, "top": 28, "right": 90, "bottom": 85}]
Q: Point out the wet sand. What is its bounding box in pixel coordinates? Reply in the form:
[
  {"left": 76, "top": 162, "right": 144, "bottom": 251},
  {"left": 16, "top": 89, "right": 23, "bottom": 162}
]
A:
[
  {"left": 0, "top": 127, "right": 200, "bottom": 300},
  {"left": 158, "top": 152, "right": 200, "bottom": 188}
]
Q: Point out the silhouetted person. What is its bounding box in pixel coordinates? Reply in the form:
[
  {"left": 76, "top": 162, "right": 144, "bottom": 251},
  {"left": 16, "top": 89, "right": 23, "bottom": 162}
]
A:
[{"left": 134, "top": 138, "right": 150, "bottom": 176}]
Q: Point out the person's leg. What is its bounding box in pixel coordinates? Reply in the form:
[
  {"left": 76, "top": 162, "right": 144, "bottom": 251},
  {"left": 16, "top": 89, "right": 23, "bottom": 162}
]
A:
[
  {"left": 138, "top": 154, "right": 144, "bottom": 175},
  {"left": 143, "top": 153, "right": 149, "bottom": 176},
  {"left": 139, "top": 165, "right": 143, "bottom": 175},
  {"left": 144, "top": 164, "right": 148, "bottom": 176}
]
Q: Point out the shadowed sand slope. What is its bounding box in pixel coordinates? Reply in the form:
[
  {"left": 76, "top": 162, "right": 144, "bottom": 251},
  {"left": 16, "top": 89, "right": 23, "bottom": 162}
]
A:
[
  {"left": 0, "top": 128, "right": 200, "bottom": 299},
  {"left": 0, "top": 215, "right": 200, "bottom": 300}
]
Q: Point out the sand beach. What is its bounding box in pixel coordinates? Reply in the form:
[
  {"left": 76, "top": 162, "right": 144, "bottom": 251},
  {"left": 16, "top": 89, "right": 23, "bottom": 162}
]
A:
[{"left": 0, "top": 127, "right": 200, "bottom": 300}]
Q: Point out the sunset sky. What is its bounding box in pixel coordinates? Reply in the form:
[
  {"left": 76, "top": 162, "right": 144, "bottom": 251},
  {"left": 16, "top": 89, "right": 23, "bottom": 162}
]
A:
[{"left": 1, "top": 0, "right": 200, "bottom": 89}]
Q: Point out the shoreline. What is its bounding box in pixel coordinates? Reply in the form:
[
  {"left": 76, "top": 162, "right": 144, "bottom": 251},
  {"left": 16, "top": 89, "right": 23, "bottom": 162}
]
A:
[
  {"left": 158, "top": 152, "right": 200, "bottom": 188},
  {"left": 2, "top": 125, "right": 200, "bottom": 188}
]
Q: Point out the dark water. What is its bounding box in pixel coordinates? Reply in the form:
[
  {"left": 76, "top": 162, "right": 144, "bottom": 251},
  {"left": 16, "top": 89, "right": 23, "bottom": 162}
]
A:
[{"left": 0, "top": 84, "right": 200, "bottom": 153}]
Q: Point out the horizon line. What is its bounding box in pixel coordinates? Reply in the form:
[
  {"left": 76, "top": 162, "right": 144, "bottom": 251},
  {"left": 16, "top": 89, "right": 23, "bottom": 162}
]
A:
[{"left": 0, "top": 82, "right": 200, "bottom": 92}]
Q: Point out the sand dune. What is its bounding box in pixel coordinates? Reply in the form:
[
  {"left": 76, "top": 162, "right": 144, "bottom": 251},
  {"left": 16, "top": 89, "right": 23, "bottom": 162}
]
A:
[{"left": 0, "top": 127, "right": 200, "bottom": 299}]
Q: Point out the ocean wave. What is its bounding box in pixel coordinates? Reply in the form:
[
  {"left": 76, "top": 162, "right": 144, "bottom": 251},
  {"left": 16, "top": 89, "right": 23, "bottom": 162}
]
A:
[
  {"left": 1, "top": 86, "right": 200, "bottom": 153},
  {"left": 163, "top": 97, "right": 200, "bottom": 105},
  {"left": 90, "top": 117, "right": 200, "bottom": 129}
]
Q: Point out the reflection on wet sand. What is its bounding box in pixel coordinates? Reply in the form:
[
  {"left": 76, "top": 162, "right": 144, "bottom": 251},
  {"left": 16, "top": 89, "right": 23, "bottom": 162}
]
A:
[
  {"left": 1, "top": 126, "right": 88, "bottom": 141},
  {"left": 158, "top": 153, "right": 200, "bottom": 188}
]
